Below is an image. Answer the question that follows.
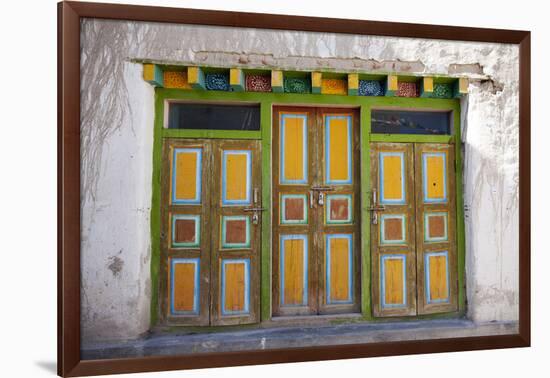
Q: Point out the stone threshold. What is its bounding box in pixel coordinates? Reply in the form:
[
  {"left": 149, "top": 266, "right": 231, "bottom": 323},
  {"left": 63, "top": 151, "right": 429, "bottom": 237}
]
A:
[{"left": 81, "top": 318, "right": 518, "bottom": 360}]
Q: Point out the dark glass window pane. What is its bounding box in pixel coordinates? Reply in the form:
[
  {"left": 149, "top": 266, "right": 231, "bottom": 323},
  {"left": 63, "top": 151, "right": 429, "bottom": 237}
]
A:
[
  {"left": 168, "top": 103, "right": 260, "bottom": 131},
  {"left": 371, "top": 110, "right": 451, "bottom": 135}
]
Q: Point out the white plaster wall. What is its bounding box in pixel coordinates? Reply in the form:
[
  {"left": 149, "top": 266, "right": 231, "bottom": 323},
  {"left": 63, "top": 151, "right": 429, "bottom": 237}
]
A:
[{"left": 80, "top": 18, "right": 519, "bottom": 342}]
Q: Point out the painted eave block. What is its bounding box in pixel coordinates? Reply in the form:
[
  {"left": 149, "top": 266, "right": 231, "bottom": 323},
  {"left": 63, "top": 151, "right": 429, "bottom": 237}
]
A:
[
  {"left": 347, "top": 74, "right": 359, "bottom": 96},
  {"left": 311, "top": 72, "right": 322, "bottom": 94},
  {"left": 420, "top": 77, "right": 434, "bottom": 98},
  {"left": 230, "top": 68, "right": 245, "bottom": 92},
  {"left": 385, "top": 75, "right": 398, "bottom": 96},
  {"left": 143, "top": 64, "right": 164, "bottom": 87},
  {"left": 271, "top": 70, "right": 284, "bottom": 93},
  {"left": 187, "top": 66, "right": 206, "bottom": 90},
  {"left": 453, "top": 77, "right": 469, "bottom": 98}
]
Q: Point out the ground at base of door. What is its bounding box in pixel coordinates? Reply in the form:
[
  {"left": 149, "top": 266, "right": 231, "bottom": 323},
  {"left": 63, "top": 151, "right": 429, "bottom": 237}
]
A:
[{"left": 81, "top": 318, "right": 518, "bottom": 360}]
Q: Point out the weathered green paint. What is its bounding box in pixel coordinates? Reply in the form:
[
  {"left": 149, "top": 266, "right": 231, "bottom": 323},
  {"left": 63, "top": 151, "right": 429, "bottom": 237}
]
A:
[
  {"left": 454, "top": 105, "right": 466, "bottom": 315},
  {"left": 369, "top": 134, "right": 453, "bottom": 144},
  {"left": 162, "top": 129, "right": 262, "bottom": 140},
  {"left": 260, "top": 101, "right": 272, "bottom": 321},
  {"left": 150, "top": 87, "right": 465, "bottom": 325},
  {"left": 360, "top": 104, "right": 373, "bottom": 320},
  {"left": 149, "top": 89, "right": 164, "bottom": 327}
]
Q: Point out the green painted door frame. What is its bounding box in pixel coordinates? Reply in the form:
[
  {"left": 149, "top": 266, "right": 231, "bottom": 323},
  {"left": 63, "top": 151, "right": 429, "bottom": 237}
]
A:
[{"left": 150, "top": 88, "right": 465, "bottom": 326}]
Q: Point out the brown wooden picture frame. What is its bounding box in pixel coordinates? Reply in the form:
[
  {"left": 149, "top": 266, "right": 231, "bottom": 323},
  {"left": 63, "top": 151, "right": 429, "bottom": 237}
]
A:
[{"left": 58, "top": 1, "right": 531, "bottom": 376}]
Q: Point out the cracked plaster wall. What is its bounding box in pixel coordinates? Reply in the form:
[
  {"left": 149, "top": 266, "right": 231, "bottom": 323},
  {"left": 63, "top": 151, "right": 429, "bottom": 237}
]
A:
[{"left": 80, "top": 18, "right": 519, "bottom": 342}]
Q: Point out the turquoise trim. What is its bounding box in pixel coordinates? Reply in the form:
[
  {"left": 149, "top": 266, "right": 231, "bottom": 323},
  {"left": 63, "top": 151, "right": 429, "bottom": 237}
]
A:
[
  {"left": 326, "top": 234, "right": 353, "bottom": 305},
  {"left": 221, "top": 215, "right": 251, "bottom": 249},
  {"left": 379, "top": 214, "right": 406, "bottom": 245},
  {"left": 280, "top": 114, "right": 308, "bottom": 185},
  {"left": 170, "top": 258, "right": 200, "bottom": 315},
  {"left": 422, "top": 152, "right": 448, "bottom": 203},
  {"left": 221, "top": 259, "right": 251, "bottom": 315},
  {"left": 325, "top": 194, "right": 353, "bottom": 224},
  {"left": 325, "top": 115, "right": 352, "bottom": 185},
  {"left": 171, "top": 148, "right": 202, "bottom": 205},
  {"left": 424, "top": 212, "right": 449, "bottom": 243},
  {"left": 379, "top": 151, "right": 406, "bottom": 205},
  {"left": 171, "top": 214, "right": 201, "bottom": 248},
  {"left": 221, "top": 150, "right": 252, "bottom": 206},
  {"left": 280, "top": 194, "right": 308, "bottom": 225},
  {"left": 425, "top": 251, "right": 450, "bottom": 304},
  {"left": 380, "top": 254, "right": 407, "bottom": 309},
  {"left": 280, "top": 234, "right": 308, "bottom": 307}
]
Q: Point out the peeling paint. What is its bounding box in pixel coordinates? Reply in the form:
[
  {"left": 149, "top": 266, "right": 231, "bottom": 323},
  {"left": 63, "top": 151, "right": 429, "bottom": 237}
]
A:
[{"left": 448, "top": 63, "right": 484, "bottom": 75}]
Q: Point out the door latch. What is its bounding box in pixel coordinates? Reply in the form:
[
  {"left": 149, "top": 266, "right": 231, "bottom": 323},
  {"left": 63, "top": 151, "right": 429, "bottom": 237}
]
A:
[
  {"left": 369, "top": 188, "right": 386, "bottom": 224},
  {"left": 318, "top": 192, "right": 325, "bottom": 206},
  {"left": 244, "top": 207, "right": 266, "bottom": 225}
]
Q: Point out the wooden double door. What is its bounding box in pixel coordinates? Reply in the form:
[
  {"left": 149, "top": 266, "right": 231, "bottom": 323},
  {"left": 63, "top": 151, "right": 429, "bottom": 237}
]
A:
[
  {"left": 272, "top": 107, "right": 361, "bottom": 316},
  {"left": 370, "top": 142, "right": 458, "bottom": 317},
  {"left": 160, "top": 138, "right": 262, "bottom": 325}
]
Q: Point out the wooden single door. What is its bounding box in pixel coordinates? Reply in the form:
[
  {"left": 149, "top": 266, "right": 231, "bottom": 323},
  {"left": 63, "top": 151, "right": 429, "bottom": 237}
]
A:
[
  {"left": 210, "top": 140, "right": 262, "bottom": 325},
  {"left": 272, "top": 107, "right": 361, "bottom": 316},
  {"left": 414, "top": 143, "right": 457, "bottom": 315},
  {"left": 160, "top": 138, "right": 262, "bottom": 326},
  {"left": 370, "top": 142, "right": 457, "bottom": 317}
]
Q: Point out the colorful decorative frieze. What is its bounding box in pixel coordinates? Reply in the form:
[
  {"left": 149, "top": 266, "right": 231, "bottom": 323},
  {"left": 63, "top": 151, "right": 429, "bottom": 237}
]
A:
[
  {"left": 163, "top": 71, "right": 192, "bottom": 89},
  {"left": 205, "top": 73, "right": 230, "bottom": 91},
  {"left": 283, "top": 77, "right": 311, "bottom": 94},
  {"left": 143, "top": 64, "right": 469, "bottom": 98},
  {"left": 396, "top": 82, "right": 419, "bottom": 97},
  {"left": 433, "top": 83, "right": 453, "bottom": 99},
  {"left": 321, "top": 79, "right": 347, "bottom": 95},
  {"left": 358, "top": 80, "right": 384, "bottom": 96},
  {"left": 245, "top": 75, "right": 272, "bottom": 92}
]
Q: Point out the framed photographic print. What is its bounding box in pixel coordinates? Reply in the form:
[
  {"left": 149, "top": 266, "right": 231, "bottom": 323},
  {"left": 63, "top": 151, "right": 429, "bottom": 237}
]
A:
[{"left": 58, "top": 1, "right": 530, "bottom": 376}]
